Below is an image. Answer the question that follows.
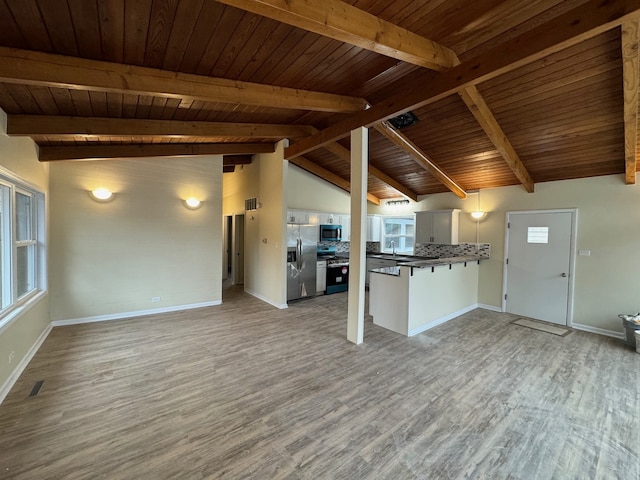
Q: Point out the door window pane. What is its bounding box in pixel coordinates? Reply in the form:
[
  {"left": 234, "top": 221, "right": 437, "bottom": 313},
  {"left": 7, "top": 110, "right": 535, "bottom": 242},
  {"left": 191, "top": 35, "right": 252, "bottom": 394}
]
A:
[{"left": 528, "top": 226, "right": 549, "bottom": 244}]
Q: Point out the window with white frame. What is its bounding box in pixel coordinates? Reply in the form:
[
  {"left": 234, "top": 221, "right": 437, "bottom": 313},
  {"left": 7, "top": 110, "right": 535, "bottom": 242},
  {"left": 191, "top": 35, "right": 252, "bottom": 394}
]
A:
[
  {"left": 381, "top": 216, "right": 415, "bottom": 253},
  {"left": 0, "top": 177, "right": 44, "bottom": 320}
]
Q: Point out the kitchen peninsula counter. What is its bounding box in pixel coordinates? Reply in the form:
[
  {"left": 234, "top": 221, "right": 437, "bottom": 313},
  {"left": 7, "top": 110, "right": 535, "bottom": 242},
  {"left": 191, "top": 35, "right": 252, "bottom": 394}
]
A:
[{"left": 369, "top": 255, "right": 485, "bottom": 336}]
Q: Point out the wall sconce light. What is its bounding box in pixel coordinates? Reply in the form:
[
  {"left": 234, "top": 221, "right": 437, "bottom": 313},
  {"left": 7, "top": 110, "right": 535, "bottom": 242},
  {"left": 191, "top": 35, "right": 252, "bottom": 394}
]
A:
[
  {"left": 90, "top": 188, "right": 114, "bottom": 202},
  {"left": 470, "top": 211, "right": 486, "bottom": 220},
  {"left": 183, "top": 197, "right": 201, "bottom": 210}
]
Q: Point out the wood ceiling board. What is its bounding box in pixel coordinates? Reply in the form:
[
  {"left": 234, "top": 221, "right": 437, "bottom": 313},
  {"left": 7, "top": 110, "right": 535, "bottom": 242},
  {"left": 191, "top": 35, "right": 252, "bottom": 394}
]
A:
[
  {"left": 478, "top": 30, "right": 620, "bottom": 97},
  {"left": 285, "top": 0, "right": 640, "bottom": 160},
  {"left": 478, "top": 41, "right": 622, "bottom": 112},
  {"left": 451, "top": 0, "right": 589, "bottom": 59},
  {"left": 36, "top": 0, "right": 78, "bottom": 56},
  {"left": 3, "top": 0, "right": 53, "bottom": 52},
  {"left": 215, "top": 0, "right": 458, "bottom": 70},
  {"left": 122, "top": 0, "right": 153, "bottom": 65},
  {"left": 484, "top": 72, "right": 623, "bottom": 122},
  {"left": 399, "top": 0, "right": 508, "bottom": 45}
]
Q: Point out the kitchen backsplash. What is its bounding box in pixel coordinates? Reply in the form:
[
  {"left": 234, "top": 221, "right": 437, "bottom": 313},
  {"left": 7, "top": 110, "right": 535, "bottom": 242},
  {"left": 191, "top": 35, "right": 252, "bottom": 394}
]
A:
[
  {"left": 414, "top": 243, "right": 491, "bottom": 258},
  {"left": 318, "top": 241, "right": 350, "bottom": 253},
  {"left": 320, "top": 241, "right": 491, "bottom": 258}
]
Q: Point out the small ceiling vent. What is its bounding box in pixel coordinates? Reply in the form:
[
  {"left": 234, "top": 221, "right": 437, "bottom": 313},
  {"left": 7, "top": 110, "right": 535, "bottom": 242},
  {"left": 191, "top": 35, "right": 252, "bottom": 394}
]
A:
[{"left": 388, "top": 111, "right": 419, "bottom": 129}]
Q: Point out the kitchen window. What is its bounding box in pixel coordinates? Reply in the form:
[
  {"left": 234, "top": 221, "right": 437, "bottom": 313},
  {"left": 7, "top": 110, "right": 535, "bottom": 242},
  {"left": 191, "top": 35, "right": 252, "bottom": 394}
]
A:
[
  {"left": 0, "top": 176, "right": 45, "bottom": 327},
  {"left": 382, "top": 216, "right": 415, "bottom": 253}
]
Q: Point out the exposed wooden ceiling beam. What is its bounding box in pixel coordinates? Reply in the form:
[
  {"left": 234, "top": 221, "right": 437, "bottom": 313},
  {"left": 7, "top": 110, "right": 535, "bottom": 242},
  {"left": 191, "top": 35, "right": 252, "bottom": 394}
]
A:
[
  {"left": 373, "top": 122, "right": 467, "bottom": 199},
  {"left": 289, "top": 156, "right": 381, "bottom": 205},
  {"left": 226, "top": 0, "right": 532, "bottom": 193},
  {"left": 38, "top": 143, "right": 276, "bottom": 161},
  {"left": 0, "top": 47, "right": 367, "bottom": 113},
  {"left": 285, "top": 0, "right": 640, "bottom": 159},
  {"left": 322, "top": 140, "right": 419, "bottom": 202},
  {"left": 7, "top": 115, "right": 316, "bottom": 139},
  {"left": 622, "top": 19, "right": 639, "bottom": 185},
  {"left": 457, "top": 86, "right": 535, "bottom": 193},
  {"left": 215, "top": 0, "right": 457, "bottom": 71}
]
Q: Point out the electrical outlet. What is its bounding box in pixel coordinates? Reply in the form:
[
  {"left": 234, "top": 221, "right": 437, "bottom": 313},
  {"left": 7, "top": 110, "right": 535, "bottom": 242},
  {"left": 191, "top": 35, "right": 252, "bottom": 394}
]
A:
[
  {"left": 151, "top": 297, "right": 161, "bottom": 303},
  {"left": 8, "top": 351, "right": 14, "bottom": 364}
]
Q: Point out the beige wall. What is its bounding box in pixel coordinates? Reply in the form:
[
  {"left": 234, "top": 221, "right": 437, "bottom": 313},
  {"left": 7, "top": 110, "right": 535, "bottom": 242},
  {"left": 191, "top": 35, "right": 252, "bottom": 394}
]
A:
[
  {"left": 223, "top": 142, "right": 287, "bottom": 308},
  {"left": 0, "top": 109, "right": 50, "bottom": 391},
  {"left": 287, "top": 164, "right": 351, "bottom": 213},
  {"left": 475, "top": 175, "right": 640, "bottom": 333},
  {"left": 370, "top": 174, "right": 640, "bottom": 333},
  {"left": 50, "top": 156, "right": 223, "bottom": 321}
]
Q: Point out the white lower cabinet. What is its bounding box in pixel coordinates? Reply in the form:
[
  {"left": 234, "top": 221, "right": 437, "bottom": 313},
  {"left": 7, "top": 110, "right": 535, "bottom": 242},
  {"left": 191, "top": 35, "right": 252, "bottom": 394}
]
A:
[{"left": 316, "top": 260, "right": 327, "bottom": 294}]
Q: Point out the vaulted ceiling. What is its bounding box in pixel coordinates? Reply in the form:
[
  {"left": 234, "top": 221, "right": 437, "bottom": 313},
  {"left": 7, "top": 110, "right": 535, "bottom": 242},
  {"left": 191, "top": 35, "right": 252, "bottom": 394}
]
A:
[{"left": 0, "top": 0, "right": 639, "bottom": 204}]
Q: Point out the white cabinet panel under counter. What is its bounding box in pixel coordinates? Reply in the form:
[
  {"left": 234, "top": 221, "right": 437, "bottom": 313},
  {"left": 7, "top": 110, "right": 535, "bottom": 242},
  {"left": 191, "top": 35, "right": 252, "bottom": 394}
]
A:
[{"left": 369, "top": 258, "right": 480, "bottom": 336}]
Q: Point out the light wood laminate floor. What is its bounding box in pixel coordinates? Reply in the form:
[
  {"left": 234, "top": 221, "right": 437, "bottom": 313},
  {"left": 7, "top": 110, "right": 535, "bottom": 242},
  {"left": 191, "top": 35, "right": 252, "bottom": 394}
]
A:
[{"left": 1, "top": 286, "right": 639, "bottom": 479}]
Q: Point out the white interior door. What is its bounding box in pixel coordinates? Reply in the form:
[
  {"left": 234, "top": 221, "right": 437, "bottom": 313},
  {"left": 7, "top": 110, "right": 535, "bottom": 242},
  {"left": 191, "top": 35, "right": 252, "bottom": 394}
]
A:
[{"left": 504, "top": 211, "right": 574, "bottom": 325}]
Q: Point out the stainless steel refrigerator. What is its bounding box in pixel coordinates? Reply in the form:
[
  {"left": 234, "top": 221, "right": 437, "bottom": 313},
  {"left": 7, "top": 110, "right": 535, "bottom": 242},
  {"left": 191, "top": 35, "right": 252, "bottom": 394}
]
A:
[{"left": 287, "top": 224, "right": 317, "bottom": 301}]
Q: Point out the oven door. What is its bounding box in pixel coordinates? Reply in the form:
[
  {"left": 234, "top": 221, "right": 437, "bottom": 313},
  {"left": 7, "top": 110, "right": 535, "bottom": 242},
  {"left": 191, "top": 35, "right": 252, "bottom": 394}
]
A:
[{"left": 326, "top": 263, "right": 349, "bottom": 294}]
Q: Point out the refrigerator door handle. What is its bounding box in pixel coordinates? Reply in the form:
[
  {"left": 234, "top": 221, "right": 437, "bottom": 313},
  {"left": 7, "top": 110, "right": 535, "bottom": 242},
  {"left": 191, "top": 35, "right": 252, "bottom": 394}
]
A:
[{"left": 297, "top": 238, "right": 302, "bottom": 270}]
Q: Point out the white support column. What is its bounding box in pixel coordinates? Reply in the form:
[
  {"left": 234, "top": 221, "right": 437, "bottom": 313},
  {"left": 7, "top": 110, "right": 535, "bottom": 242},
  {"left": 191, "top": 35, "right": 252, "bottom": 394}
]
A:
[{"left": 347, "top": 126, "right": 368, "bottom": 344}]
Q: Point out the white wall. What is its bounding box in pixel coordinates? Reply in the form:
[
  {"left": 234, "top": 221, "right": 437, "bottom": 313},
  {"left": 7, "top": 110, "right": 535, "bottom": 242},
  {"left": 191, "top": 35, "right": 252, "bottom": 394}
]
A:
[
  {"left": 50, "top": 156, "right": 223, "bottom": 321},
  {"left": 223, "top": 142, "right": 287, "bottom": 308},
  {"left": 0, "top": 109, "right": 50, "bottom": 392}
]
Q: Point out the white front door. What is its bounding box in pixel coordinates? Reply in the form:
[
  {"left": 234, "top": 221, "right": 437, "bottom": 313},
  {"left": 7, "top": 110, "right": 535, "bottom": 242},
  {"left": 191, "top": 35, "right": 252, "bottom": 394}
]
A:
[{"left": 504, "top": 211, "right": 575, "bottom": 325}]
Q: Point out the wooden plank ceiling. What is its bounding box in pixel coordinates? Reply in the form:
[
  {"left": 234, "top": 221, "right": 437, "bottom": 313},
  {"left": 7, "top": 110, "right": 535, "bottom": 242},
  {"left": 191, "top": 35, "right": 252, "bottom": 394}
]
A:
[{"left": 0, "top": 0, "right": 638, "bottom": 202}]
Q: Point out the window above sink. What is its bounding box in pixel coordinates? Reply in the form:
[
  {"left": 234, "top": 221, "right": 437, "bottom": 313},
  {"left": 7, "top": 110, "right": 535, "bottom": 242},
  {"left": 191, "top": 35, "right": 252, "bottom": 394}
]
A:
[{"left": 381, "top": 216, "right": 414, "bottom": 254}]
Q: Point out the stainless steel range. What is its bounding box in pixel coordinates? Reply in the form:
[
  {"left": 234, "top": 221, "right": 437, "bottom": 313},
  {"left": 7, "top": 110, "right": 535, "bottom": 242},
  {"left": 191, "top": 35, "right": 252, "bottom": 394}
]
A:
[{"left": 317, "top": 245, "right": 349, "bottom": 294}]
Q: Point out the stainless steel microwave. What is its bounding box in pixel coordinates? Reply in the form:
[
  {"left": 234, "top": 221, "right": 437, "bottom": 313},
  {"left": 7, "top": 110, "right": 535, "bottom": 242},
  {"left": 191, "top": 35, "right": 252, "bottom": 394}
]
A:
[{"left": 319, "top": 224, "right": 342, "bottom": 242}]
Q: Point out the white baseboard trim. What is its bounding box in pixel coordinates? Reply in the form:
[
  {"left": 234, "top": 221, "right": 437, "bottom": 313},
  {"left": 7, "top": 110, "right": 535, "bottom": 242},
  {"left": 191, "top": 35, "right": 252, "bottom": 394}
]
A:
[
  {"left": 51, "top": 300, "right": 222, "bottom": 327},
  {"left": 408, "top": 304, "right": 478, "bottom": 337},
  {"left": 0, "top": 323, "right": 52, "bottom": 405},
  {"left": 572, "top": 323, "right": 625, "bottom": 340},
  {"left": 478, "top": 304, "right": 503, "bottom": 312},
  {"left": 244, "top": 288, "right": 288, "bottom": 309}
]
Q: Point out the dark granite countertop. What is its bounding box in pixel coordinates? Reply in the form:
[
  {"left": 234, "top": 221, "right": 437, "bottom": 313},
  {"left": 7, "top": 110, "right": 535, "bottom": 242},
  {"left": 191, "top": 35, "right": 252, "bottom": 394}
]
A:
[{"left": 369, "top": 255, "right": 486, "bottom": 276}]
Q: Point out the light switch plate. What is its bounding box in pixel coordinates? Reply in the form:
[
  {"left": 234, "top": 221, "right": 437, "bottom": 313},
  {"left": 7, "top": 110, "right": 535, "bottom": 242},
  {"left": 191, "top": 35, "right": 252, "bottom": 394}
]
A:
[{"left": 578, "top": 250, "right": 591, "bottom": 256}]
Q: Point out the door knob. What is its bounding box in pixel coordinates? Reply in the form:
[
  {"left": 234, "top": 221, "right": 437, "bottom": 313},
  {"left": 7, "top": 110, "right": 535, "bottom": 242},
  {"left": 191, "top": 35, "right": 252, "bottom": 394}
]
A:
[{"left": 561, "top": 273, "right": 567, "bottom": 277}]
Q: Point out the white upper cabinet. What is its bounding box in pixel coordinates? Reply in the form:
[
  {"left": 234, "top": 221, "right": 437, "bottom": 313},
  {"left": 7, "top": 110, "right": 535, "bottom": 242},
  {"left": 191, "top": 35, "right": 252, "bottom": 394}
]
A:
[
  {"left": 318, "top": 212, "right": 339, "bottom": 225},
  {"left": 287, "top": 210, "right": 309, "bottom": 224},
  {"left": 415, "top": 209, "right": 460, "bottom": 245},
  {"left": 339, "top": 215, "right": 350, "bottom": 241},
  {"left": 367, "top": 215, "right": 382, "bottom": 242}
]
